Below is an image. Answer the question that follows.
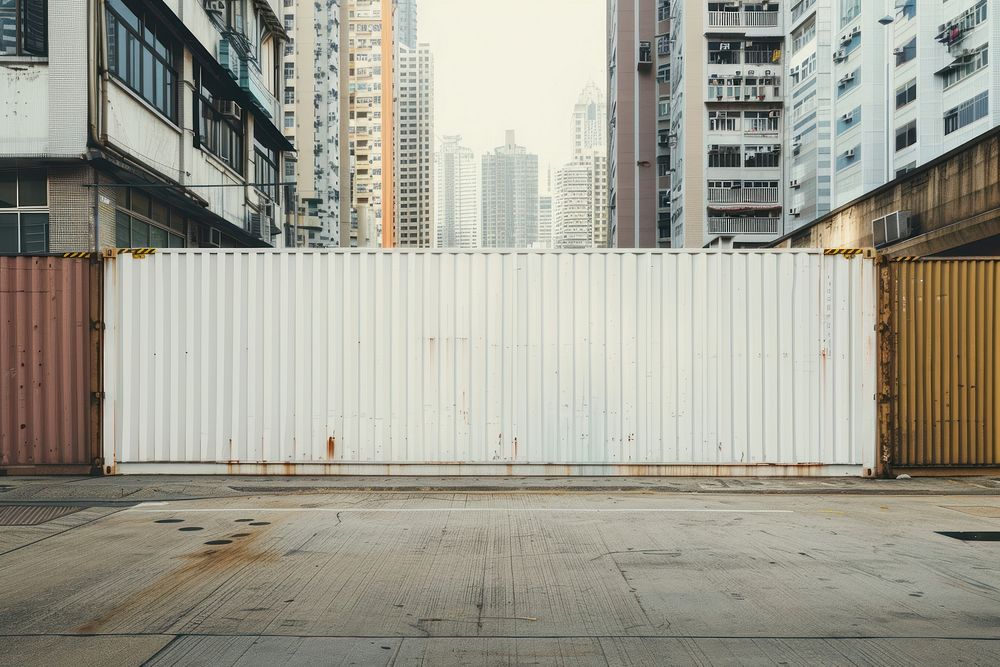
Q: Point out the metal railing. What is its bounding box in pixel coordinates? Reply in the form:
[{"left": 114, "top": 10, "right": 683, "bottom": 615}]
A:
[
  {"left": 708, "top": 11, "right": 780, "bottom": 28},
  {"left": 707, "top": 217, "right": 781, "bottom": 235},
  {"left": 707, "top": 187, "right": 780, "bottom": 204}
]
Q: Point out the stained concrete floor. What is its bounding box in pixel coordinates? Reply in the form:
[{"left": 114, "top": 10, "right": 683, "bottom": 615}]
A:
[{"left": 1, "top": 490, "right": 999, "bottom": 666}]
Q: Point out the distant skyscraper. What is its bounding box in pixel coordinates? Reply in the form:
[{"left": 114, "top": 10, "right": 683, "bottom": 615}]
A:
[
  {"left": 283, "top": 0, "right": 349, "bottom": 247},
  {"left": 395, "top": 0, "right": 417, "bottom": 49},
  {"left": 435, "top": 136, "right": 479, "bottom": 248},
  {"left": 395, "top": 43, "right": 434, "bottom": 247},
  {"left": 553, "top": 150, "right": 608, "bottom": 249},
  {"left": 573, "top": 82, "right": 607, "bottom": 156},
  {"left": 536, "top": 195, "right": 553, "bottom": 248},
  {"left": 481, "top": 130, "right": 539, "bottom": 248}
]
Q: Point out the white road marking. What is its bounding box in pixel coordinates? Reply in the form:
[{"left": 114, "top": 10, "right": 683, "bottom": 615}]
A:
[{"left": 128, "top": 507, "right": 793, "bottom": 514}]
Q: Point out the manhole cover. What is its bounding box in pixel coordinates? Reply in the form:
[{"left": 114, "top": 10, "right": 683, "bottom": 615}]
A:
[
  {"left": 941, "top": 506, "right": 1000, "bottom": 518},
  {"left": 0, "top": 505, "right": 82, "bottom": 526},
  {"left": 937, "top": 531, "right": 1000, "bottom": 542}
]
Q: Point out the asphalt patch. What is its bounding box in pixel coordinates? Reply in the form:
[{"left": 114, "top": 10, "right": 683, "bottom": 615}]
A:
[
  {"left": 178, "top": 526, "right": 204, "bottom": 532},
  {"left": 154, "top": 519, "right": 184, "bottom": 524},
  {"left": 204, "top": 540, "right": 233, "bottom": 545}
]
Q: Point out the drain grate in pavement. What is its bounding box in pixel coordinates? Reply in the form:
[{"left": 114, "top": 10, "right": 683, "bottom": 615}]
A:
[
  {"left": 937, "top": 531, "right": 1000, "bottom": 542},
  {"left": 0, "top": 505, "right": 82, "bottom": 526}
]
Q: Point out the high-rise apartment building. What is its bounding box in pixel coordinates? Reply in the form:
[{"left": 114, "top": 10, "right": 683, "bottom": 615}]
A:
[
  {"left": 654, "top": 0, "right": 672, "bottom": 247},
  {"left": 481, "top": 131, "right": 539, "bottom": 248},
  {"left": 574, "top": 82, "right": 608, "bottom": 155},
  {"left": 607, "top": 0, "right": 659, "bottom": 247},
  {"left": 347, "top": 0, "right": 394, "bottom": 247},
  {"left": 394, "top": 43, "right": 434, "bottom": 247},
  {"left": 553, "top": 150, "right": 608, "bottom": 249},
  {"left": 435, "top": 136, "right": 479, "bottom": 248},
  {"left": 283, "top": 0, "right": 350, "bottom": 247},
  {"left": 668, "top": 1, "right": 785, "bottom": 248},
  {"left": 537, "top": 194, "right": 553, "bottom": 248},
  {"left": 395, "top": 0, "right": 418, "bottom": 49}
]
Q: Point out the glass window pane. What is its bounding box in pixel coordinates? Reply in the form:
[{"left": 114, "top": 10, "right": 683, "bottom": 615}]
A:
[
  {"left": 130, "top": 189, "right": 151, "bottom": 217},
  {"left": 150, "top": 199, "right": 169, "bottom": 225},
  {"left": 149, "top": 225, "right": 167, "bottom": 248},
  {"left": 130, "top": 218, "right": 149, "bottom": 246},
  {"left": 168, "top": 233, "right": 185, "bottom": 248},
  {"left": 17, "top": 169, "right": 47, "bottom": 206},
  {"left": 115, "top": 211, "right": 131, "bottom": 247},
  {"left": 0, "top": 171, "right": 16, "bottom": 208},
  {"left": 0, "top": 213, "right": 18, "bottom": 252},
  {"left": 0, "top": 6, "right": 17, "bottom": 57},
  {"left": 19, "top": 213, "right": 48, "bottom": 253}
]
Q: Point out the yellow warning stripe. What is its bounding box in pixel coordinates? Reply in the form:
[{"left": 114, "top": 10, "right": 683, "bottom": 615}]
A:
[
  {"left": 823, "top": 248, "right": 865, "bottom": 257},
  {"left": 62, "top": 251, "right": 93, "bottom": 258},
  {"left": 63, "top": 248, "right": 158, "bottom": 259},
  {"left": 888, "top": 256, "right": 921, "bottom": 262}
]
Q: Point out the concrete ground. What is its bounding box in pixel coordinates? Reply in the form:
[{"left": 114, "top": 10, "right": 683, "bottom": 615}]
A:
[{"left": 0, "top": 478, "right": 999, "bottom": 666}]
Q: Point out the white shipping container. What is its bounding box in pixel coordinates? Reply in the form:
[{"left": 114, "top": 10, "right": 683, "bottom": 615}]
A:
[{"left": 103, "top": 249, "right": 877, "bottom": 475}]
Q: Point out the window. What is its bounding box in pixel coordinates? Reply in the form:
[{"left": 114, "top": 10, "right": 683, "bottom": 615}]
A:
[
  {"left": 284, "top": 87, "right": 294, "bottom": 104},
  {"left": 105, "top": 0, "right": 177, "bottom": 120},
  {"left": 708, "top": 111, "right": 740, "bottom": 132},
  {"left": 283, "top": 111, "right": 295, "bottom": 128},
  {"left": 895, "top": 37, "right": 916, "bottom": 67},
  {"left": 194, "top": 67, "right": 245, "bottom": 173},
  {"left": 900, "top": 0, "right": 915, "bottom": 20},
  {"left": 944, "top": 91, "right": 989, "bottom": 135},
  {"left": 942, "top": 45, "right": 988, "bottom": 89},
  {"left": 895, "top": 79, "right": 916, "bottom": 109},
  {"left": 744, "top": 145, "right": 780, "bottom": 168},
  {"left": 708, "top": 145, "right": 741, "bottom": 168},
  {"left": 836, "top": 107, "right": 860, "bottom": 135},
  {"left": 0, "top": 0, "right": 46, "bottom": 56},
  {"left": 840, "top": 0, "right": 860, "bottom": 28},
  {"left": 0, "top": 169, "right": 48, "bottom": 253},
  {"left": 113, "top": 188, "right": 185, "bottom": 248},
  {"left": 745, "top": 111, "right": 779, "bottom": 134},
  {"left": 895, "top": 120, "right": 917, "bottom": 151},
  {"left": 254, "top": 139, "right": 279, "bottom": 204}
]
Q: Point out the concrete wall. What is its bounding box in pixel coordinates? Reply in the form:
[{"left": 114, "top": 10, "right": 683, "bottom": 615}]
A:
[{"left": 774, "top": 127, "right": 1000, "bottom": 255}]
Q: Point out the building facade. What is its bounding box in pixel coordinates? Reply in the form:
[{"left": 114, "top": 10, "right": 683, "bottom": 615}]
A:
[
  {"left": 347, "top": 0, "right": 394, "bottom": 247},
  {"left": 668, "top": 1, "right": 785, "bottom": 248},
  {"left": 0, "top": 0, "right": 290, "bottom": 254},
  {"left": 394, "top": 42, "right": 434, "bottom": 247},
  {"left": 434, "top": 135, "right": 478, "bottom": 248},
  {"left": 536, "top": 194, "right": 553, "bottom": 248},
  {"left": 480, "top": 130, "right": 538, "bottom": 248},
  {"left": 655, "top": 0, "right": 672, "bottom": 247},
  {"left": 282, "top": 0, "right": 350, "bottom": 247},
  {"left": 552, "top": 150, "right": 608, "bottom": 249},
  {"left": 607, "top": 0, "right": 658, "bottom": 247},
  {"left": 395, "top": 0, "right": 417, "bottom": 50}
]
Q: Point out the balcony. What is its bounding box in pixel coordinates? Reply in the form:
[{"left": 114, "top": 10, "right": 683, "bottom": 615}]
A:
[
  {"left": 708, "top": 216, "right": 781, "bottom": 235},
  {"left": 707, "top": 187, "right": 779, "bottom": 205},
  {"left": 707, "top": 11, "right": 779, "bottom": 29},
  {"left": 240, "top": 59, "right": 280, "bottom": 121}
]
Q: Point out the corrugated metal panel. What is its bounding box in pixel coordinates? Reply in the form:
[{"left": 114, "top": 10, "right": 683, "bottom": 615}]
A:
[
  {"left": 893, "top": 259, "right": 999, "bottom": 466},
  {"left": 103, "top": 250, "right": 878, "bottom": 474},
  {"left": 1, "top": 256, "right": 95, "bottom": 468}
]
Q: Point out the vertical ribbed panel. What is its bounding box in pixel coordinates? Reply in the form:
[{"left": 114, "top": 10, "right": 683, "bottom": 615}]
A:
[
  {"left": 1, "top": 257, "right": 93, "bottom": 467},
  {"left": 104, "top": 250, "right": 877, "bottom": 470},
  {"left": 893, "top": 260, "right": 999, "bottom": 466}
]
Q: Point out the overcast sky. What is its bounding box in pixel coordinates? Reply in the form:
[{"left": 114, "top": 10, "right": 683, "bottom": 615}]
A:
[{"left": 418, "top": 0, "right": 606, "bottom": 192}]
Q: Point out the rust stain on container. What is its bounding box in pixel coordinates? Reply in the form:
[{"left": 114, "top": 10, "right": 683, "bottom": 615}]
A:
[
  {"left": 891, "top": 259, "right": 999, "bottom": 466},
  {"left": 1, "top": 257, "right": 97, "bottom": 469},
  {"left": 327, "top": 436, "right": 336, "bottom": 460}
]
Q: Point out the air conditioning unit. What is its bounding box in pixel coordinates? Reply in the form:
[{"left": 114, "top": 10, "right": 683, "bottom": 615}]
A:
[
  {"left": 792, "top": 141, "right": 802, "bottom": 154},
  {"left": 892, "top": 47, "right": 905, "bottom": 56},
  {"left": 710, "top": 144, "right": 721, "bottom": 151},
  {"left": 765, "top": 69, "right": 772, "bottom": 75},
  {"left": 789, "top": 179, "right": 801, "bottom": 189},
  {"left": 872, "top": 210, "right": 913, "bottom": 248},
  {"left": 833, "top": 49, "right": 847, "bottom": 62},
  {"left": 851, "top": 26, "right": 861, "bottom": 36},
  {"left": 841, "top": 112, "right": 854, "bottom": 122},
  {"left": 838, "top": 72, "right": 855, "bottom": 86},
  {"left": 845, "top": 148, "right": 856, "bottom": 158},
  {"left": 789, "top": 207, "right": 801, "bottom": 216},
  {"left": 204, "top": 0, "right": 226, "bottom": 13},
  {"left": 840, "top": 34, "right": 852, "bottom": 46},
  {"left": 747, "top": 69, "right": 756, "bottom": 76},
  {"left": 218, "top": 100, "right": 242, "bottom": 122},
  {"left": 200, "top": 227, "right": 222, "bottom": 248},
  {"left": 734, "top": 70, "right": 742, "bottom": 76},
  {"left": 248, "top": 213, "right": 264, "bottom": 239},
  {"left": 769, "top": 110, "right": 781, "bottom": 118}
]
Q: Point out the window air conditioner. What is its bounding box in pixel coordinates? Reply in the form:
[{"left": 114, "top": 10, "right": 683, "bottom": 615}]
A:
[
  {"left": 789, "top": 179, "right": 800, "bottom": 189},
  {"left": 789, "top": 207, "right": 801, "bottom": 216},
  {"left": 845, "top": 148, "right": 856, "bottom": 158},
  {"left": 872, "top": 211, "right": 913, "bottom": 248},
  {"left": 841, "top": 112, "right": 854, "bottom": 122}
]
